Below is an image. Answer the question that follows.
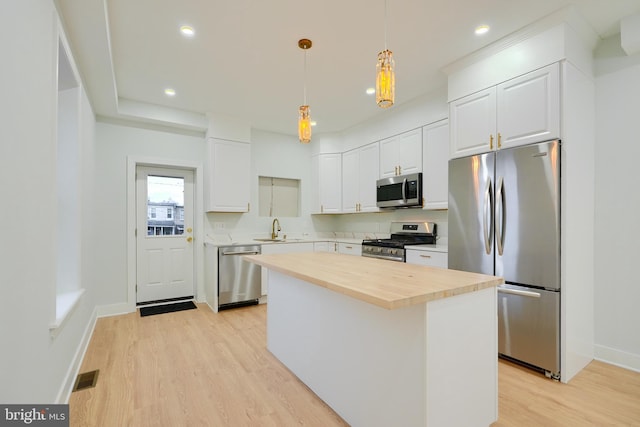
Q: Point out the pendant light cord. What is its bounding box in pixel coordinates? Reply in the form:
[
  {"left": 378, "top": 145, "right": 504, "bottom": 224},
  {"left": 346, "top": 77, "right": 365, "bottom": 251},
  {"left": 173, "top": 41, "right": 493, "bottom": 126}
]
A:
[
  {"left": 384, "top": 0, "right": 388, "bottom": 50},
  {"left": 303, "top": 50, "right": 308, "bottom": 105}
]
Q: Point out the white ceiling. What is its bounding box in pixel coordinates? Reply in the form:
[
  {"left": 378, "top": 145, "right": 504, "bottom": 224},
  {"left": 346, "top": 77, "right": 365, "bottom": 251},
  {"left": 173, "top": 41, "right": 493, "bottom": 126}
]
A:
[{"left": 55, "top": 0, "right": 640, "bottom": 136}]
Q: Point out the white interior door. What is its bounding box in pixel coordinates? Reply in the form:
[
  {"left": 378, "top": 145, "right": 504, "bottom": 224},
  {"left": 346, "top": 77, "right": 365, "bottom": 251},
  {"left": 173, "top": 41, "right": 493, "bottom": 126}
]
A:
[{"left": 136, "top": 166, "right": 194, "bottom": 304}]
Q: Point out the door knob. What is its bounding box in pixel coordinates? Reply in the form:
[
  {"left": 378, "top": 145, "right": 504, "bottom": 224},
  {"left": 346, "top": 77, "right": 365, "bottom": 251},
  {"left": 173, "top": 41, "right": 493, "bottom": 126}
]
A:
[{"left": 186, "top": 236, "right": 193, "bottom": 242}]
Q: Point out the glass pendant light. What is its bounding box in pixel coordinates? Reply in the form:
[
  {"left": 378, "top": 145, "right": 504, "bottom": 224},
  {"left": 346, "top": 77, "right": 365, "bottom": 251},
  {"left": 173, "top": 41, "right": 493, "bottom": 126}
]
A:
[
  {"left": 298, "top": 39, "right": 312, "bottom": 143},
  {"left": 376, "top": 0, "right": 395, "bottom": 108}
]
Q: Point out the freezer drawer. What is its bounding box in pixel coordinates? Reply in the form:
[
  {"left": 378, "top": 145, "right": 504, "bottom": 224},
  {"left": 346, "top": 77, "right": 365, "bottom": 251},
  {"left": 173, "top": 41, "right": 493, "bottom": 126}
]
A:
[{"left": 498, "top": 284, "right": 560, "bottom": 377}]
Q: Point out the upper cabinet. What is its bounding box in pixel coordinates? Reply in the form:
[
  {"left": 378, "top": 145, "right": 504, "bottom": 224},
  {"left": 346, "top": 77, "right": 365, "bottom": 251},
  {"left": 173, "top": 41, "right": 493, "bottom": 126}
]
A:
[
  {"left": 205, "top": 138, "right": 251, "bottom": 212},
  {"left": 380, "top": 128, "right": 422, "bottom": 177},
  {"left": 449, "top": 63, "right": 560, "bottom": 159},
  {"left": 342, "top": 142, "right": 379, "bottom": 213},
  {"left": 312, "top": 153, "right": 342, "bottom": 214},
  {"left": 422, "top": 120, "right": 449, "bottom": 210}
]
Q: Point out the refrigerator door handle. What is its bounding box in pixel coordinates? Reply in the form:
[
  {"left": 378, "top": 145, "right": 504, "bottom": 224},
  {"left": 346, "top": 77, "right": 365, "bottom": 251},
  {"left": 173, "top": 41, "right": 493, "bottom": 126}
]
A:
[
  {"left": 483, "top": 178, "right": 494, "bottom": 255},
  {"left": 496, "top": 176, "right": 505, "bottom": 256},
  {"left": 498, "top": 286, "right": 541, "bottom": 298}
]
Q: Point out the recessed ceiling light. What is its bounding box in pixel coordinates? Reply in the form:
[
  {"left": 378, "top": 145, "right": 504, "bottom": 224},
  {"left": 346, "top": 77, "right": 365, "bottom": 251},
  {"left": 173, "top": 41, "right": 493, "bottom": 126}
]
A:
[
  {"left": 180, "top": 26, "right": 195, "bottom": 37},
  {"left": 164, "top": 88, "right": 176, "bottom": 97},
  {"left": 475, "top": 25, "right": 490, "bottom": 35},
  {"left": 366, "top": 88, "right": 375, "bottom": 95},
  {"left": 311, "top": 121, "right": 317, "bottom": 127}
]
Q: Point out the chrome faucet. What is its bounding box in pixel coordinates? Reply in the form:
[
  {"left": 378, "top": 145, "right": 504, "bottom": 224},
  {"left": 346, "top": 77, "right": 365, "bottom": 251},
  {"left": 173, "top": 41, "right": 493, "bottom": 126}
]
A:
[{"left": 271, "top": 218, "right": 281, "bottom": 240}]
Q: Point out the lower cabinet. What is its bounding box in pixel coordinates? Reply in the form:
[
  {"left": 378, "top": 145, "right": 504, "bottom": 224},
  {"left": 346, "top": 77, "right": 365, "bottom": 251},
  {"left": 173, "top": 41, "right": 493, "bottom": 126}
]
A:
[
  {"left": 314, "top": 241, "right": 338, "bottom": 252},
  {"left": 261, "top": 242, "right": 314, "bottom": 295},
  {"left": 338, "top": 242, "right": 362, "bottom": 256},
  {"left": 405, "top": 249, "right": 448, "bottom": 268}
]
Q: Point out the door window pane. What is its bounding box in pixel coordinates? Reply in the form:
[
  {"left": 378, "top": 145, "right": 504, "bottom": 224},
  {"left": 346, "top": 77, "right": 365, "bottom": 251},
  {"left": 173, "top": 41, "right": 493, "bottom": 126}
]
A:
[{"left": 147, "top": 175, "right": 184, "bottom": 236}]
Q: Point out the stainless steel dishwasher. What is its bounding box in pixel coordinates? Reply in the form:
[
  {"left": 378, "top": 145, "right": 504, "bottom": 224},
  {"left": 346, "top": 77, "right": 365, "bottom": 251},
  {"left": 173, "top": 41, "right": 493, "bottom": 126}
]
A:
[{"left": 218, "top": 245, "right": 262, "bottom": 310}]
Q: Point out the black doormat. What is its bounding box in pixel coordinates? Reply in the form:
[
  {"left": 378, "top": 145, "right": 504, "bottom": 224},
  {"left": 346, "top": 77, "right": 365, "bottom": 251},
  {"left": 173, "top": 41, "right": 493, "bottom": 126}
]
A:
[{"left": 139, "top": 301, "right": 197, "bottom": 317}]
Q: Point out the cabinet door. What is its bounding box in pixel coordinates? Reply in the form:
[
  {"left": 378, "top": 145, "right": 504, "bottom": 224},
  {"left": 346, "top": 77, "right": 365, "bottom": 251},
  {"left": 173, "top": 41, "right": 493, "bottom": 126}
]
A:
[
  {"left": 338, "top": 242, "right": 362, "bottom": 256},
  {"left": 313, "top": 154, "right": 342, "bottom": 213},
  {"left": 358, "top": 142, "right": 380, "bottom": 212},
  {"left": 405, "top": 250, "right": 448, "bottom": 268},
  {"left": 342, "top": 149, "right": 359, "bottom": 213},
  {"left": 397, "top": 128, "right": 422, "bottom": 175},
  {"left": 379, "top": 135, "right": 400, "bottom": 178},
  {"left": 422, "top": 120, "right": 449, "bottom": 210},
  {"left": 314, "top": 241, "right": 337, "bottom": 252},
  {"left": 449, "top": 87, "right": 497, "bottom": 159},
  {"left": 206, "top": 139, "right": 250, "bottom": 212},
  {"left": 497, "top": 63, "right": 560, "bottom": 150},
  {"left": 380, "top": 129, "right": 423, "bottom": 177}
]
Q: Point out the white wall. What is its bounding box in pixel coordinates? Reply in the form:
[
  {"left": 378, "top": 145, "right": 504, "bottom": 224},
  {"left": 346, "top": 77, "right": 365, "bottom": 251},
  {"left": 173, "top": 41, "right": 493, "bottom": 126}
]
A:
[
  {"left": 593, "top": 36, "right": 640, "bottom": 371},
  {"left": 92, "top": 122, "right": 205, "bottom": 307},
  {"left": 0, "top": 1, "right": 97, "bottom": 403},
  {"left": 205, "top": 129, "right": 339, "bottom": 238}
]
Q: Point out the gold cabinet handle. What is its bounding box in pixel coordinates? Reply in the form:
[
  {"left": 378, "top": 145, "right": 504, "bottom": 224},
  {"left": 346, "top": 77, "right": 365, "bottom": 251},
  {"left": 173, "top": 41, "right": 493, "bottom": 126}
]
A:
[
  {"left": 398, "top": 165, "right": 402, "bottom": 175},
  {"left": 490, "top": 134, "right": 494, "bottom": 150},
  {"left": 498, "top": 132, "right": 502, "bottom": 149},
  {"left": 186, "top": 236, "right": 193, "bottom": 242}
]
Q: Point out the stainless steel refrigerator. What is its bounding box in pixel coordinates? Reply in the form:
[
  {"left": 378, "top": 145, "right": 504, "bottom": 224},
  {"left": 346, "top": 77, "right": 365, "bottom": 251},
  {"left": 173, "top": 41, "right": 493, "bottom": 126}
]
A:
[{"left": 448, "top": 139, "right": 560, "bottom": 379}]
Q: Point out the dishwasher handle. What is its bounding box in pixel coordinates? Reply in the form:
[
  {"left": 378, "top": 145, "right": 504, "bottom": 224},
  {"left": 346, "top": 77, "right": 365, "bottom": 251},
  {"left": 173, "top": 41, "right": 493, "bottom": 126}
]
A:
[
  {"left": 498, "top": 286, "right": 541, "bottom": 298},
  {"left": 221, "top": 250, "right": 260, "bottom": 256}
]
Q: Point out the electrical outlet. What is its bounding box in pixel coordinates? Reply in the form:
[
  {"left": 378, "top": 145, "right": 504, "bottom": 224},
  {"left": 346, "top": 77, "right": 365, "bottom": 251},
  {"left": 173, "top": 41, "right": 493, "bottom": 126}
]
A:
[{"left": 214, "top": 222, "right": 225, "bottom": 230}]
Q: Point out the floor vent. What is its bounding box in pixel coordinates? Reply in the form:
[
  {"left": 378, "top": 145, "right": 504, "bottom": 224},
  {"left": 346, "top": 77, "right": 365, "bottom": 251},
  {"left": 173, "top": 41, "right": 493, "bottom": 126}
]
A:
[{"left": 72, "top": 369, "right": 99, "bottom": 392}]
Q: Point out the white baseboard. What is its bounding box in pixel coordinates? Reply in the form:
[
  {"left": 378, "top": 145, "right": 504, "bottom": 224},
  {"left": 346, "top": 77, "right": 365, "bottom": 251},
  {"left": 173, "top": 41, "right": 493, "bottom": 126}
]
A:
[
  {"left": 96, "top": 302, "right": 135, "bottom": 318},
  {"left": 56, "top": 306, "right": 98, "bottom": 404},
  {"left": 594, "top": 344, "right": 640, "bottom": 373}
]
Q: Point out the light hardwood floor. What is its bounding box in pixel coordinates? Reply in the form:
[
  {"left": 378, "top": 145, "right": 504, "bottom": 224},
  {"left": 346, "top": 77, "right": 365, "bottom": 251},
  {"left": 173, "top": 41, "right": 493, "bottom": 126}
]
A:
[{"left": 69, "top": 303, "right": 640, "bottom": 426}]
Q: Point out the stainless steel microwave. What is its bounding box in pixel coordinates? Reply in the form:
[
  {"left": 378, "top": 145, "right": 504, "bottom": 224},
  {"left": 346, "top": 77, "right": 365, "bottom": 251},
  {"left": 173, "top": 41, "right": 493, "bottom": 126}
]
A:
[{"left": 376, "top": 173, "right": 423, "bottom": 208}]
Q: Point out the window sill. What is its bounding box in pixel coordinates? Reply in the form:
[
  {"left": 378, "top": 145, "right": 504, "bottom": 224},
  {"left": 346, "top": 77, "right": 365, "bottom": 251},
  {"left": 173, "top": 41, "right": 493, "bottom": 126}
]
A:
[{"left": 50, "top": 289, "right": 85, "bottom": 333}]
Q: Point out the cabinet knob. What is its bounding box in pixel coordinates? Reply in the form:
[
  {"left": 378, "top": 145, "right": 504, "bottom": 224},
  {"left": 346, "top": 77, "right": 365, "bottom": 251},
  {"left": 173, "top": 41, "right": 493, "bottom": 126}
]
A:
[{"left": 186, "top": 236, "right": 193, "bottom": 243}]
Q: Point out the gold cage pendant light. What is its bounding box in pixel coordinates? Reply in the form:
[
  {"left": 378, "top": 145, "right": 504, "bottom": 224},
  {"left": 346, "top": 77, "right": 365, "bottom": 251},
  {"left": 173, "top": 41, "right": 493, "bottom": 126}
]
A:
[
  {"left": 298, "top": 38, "right": 312, "bottom": 143},
  {"left": 376, "top": 0, "right": 395, "bottom": 108}
]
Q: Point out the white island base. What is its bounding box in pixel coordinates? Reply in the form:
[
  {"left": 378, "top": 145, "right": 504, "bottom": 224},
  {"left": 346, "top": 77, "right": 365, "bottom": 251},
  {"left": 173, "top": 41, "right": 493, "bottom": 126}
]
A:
[{"left": 267, "top": 270, "right": 497, "bottom": 427}]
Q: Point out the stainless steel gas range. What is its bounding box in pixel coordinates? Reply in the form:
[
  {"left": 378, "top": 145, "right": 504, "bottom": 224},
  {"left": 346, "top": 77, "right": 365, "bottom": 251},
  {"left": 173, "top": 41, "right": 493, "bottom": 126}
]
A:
[{"left": 362, "top": 221, "right": 437, "bottom": 262}]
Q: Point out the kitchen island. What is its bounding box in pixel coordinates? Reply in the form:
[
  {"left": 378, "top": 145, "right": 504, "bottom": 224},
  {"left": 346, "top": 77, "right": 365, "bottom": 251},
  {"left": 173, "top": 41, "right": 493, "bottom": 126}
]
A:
[{"left": 244, "top": 252, "right": 503, "bottom": 427}]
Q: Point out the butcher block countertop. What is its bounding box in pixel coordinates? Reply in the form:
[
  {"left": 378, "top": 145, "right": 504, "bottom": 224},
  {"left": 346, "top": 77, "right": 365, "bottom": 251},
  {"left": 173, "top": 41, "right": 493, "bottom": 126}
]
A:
[{"left": 244, "top": 252, "right": 503, "bottom": 310}]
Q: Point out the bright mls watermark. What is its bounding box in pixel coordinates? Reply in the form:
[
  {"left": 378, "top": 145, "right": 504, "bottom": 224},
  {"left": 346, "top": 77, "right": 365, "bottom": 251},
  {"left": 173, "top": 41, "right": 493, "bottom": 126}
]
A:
[{"left": 1, "top": 405, "right": 68, "bottom": 426}]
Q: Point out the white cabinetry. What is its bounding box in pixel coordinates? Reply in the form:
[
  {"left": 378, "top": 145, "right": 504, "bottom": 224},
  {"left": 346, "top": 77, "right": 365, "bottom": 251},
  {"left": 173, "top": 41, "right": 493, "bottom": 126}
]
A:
[
  {"left": 405, "top": 249, "right": 447, "bottom": 268},
  {"left": 380, "top": 128, "right": 422, "bottom": 177},
  {"left": 261, "top": 242, "right": 314, "bottom": 294},
  {"left": 449, "top": 63, "right": 560, "bottom": 159},
  {"left": 314, "top": 241, "right": 338, "bottom": 252},
  {"left": 338, "top": 242, "right": 362, "bottom": 256},
  {"left": 312, "top": 153, "right": 342, "bottom": 214},
  {"left": 422, "top": 120, "right": 449, "bottom": 210},
  {"left": 205, "top": 138, "right": 251, "bottom": 212},
  {"left": 342, "top": 142, "right": 379, "bottom": 213}
]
